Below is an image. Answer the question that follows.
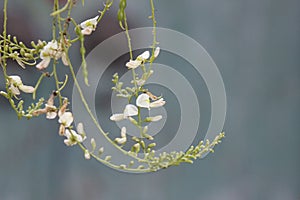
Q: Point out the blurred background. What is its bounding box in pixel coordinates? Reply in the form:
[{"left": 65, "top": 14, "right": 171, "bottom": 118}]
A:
[{"left": 0, "top": 0, "right": 299, "bottom": 199}]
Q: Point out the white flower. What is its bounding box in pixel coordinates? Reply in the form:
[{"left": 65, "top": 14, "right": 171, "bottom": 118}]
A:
[
  {"left": 110, "top": 104, "right": 138, "bottom": 121},
  {"left": 84, "top": 150, "right": 91, "bottom": 159},
  {"left": 125, "top": 51, "right": 150, "bottom": 69},
  {"left": 58, "top": 112, "right": 73, "bottom": 127},
  {"left": 137, "top": 51, "right": 150, "bottom": 60},
  {"left": 149, "top": 98, "right": 166, "bottom": 108},
  {"left": 115, "top": 137, "right": 127, "bottom": 145},
  {"left": 146, "top": 115, "right": 162, "bottom": 122},
  {"left": 115, "top": 126, "right": 127, "bottom": 145},
  {"left": 121, "top": 127, "right": 126, "bottom": 138},
  {"left": 8, "top": 75, "right": 35, "bottom": 95},
  {"left": 80, "top": 16, "right": 99, "bottom": 35},
  {"left": 136, "top": 93, "right": 165, "bottom": 110},
  {"left": 36, "top": 40, "right": 68, "bottom": 70},
  {"left": 154, "top": 47, "right": 160, "bottom": 58},
  {"left": 125, "top": 59, "right": 142, "bottom": 69},
  {"left": 64, "top": 129, "right": 84, "bottom": 146},
  {"left": 123, "top": 104, "right": 138, "bottom": 117},
  {"left": 32, "top": 93, "right": 57, "bottom": 119},
  {"left": 136, "top": 93, "right": 150, "bottom": 108},
  {"left": 18, "top": 85, "right": 35, "bottom": 93},
  {"left": 77, "top": 123, "right": 84, "bottom": 134},
  {"left": 76, "top": 122, "right": 87, "bottom": 141},
  {"left": 45, "top": 104, "right": 57, "bottom": 119}
]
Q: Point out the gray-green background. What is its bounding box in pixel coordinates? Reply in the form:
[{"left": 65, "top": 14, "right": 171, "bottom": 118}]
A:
[{"left": 0, "top": 0, "right": 299, "bottom": 199}]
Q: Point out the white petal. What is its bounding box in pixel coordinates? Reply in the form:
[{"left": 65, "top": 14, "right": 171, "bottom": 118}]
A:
[
  {"left": 58, "top": 112, "right": 73, "bottom": 127},
  {"left": 64, "top": 138, "right": 73, "bottom": 146},
  {"left": 77, "top": 122, "right": 84, "bottom": 134},
  {"left": 19, "top": 85, "right": 35, "bottom": 93},
  {"left": 138, "top": 51, "right": 150, "bottom": 60},
  {"left": 125, "top": 59, "right": 141, "bottom": 69},
  {"left": 154, "top": 47, "right": 160, "bottom": 58},
  {"left": 74, "top": 133, "right": 84, "bottom": 143},
  {"left": 64, "top": 129, "right": 83, "bottom": 145},
  {"left": 9, "top": 85, "right": 20, "bottom": 95},
  {"left": 123, "top": 104, "right": 138, "bottom": 117},
  {"left": 115, "top": 137, "right": 127, "bottom": 145},
  {"left": 80, "top": 16, "right": 99, "bottom": 29},
  {"left": 121, "top": 127, "right": 126, "bottom": 138},
  {"left": 36, "top": 57, "right": 51, "bottom": 70},
  {"left": 81, "top": 27, "right": 93, "bottom": 35},
  {"left": 84, "top": 150, "right": 91, "bottom": 159},
  {"left": 9, "top": 75, "right": 22, "bottom": 85},
  {"left": 110, "top": 113, "right": 125, "bottom": 121},
  {"left": 147, "top": 115, "right": 162, "bottom": 122},
  {"left": 48, "top": 40, "right": 58, "bottom": 50},
  {"left": 136, "top": 93, "right": 150, "bottom": 109},
  {"left": 64, "top": 129, "right": 72, "bottom": 138},
  {"left": 150, "top": 98, "right": 166, "bottom": 108},
  {"left": 46, "top": 112, "right": 57, "bottom": 119},
  {"left": 61, "top": 52, "right": 69, "bottom": 66}
]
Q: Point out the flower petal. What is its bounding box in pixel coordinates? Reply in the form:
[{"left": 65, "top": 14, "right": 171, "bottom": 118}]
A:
[
  {"left": 146, "top": 115, "right": 162, "bottom": 122},
  {"left": 150, "top": 98, "right": 166, "bottom": 108},
  {"left": 123, "top": 104, "right": 138, "bottom": 117},
  {"left": 84, "top": 150, "right": 91, "bottom": 159},
  {"left": 9, "top": 85, "right": 20, "bottom": 95},
  {"left": 138, "top": 51, "right": 150, "bottom": 60},
  {"left": 46, "top": 111, "right": 57, "bottom": 119},
  {"left": 77, "top": 122, "right": 84, "bottom": 134},
  {"left": 9, "top": 75, "right": 22, "bottom": 85},
  {"left": 115, "top": 137, "right": 127, "bottom": 145},
  {"left": 19, "top": 85, "right": 35, "bottom": 93},
  {"left": 154, "top": 47, "right": 160, "bottom": 58},
  {"left": 136, "top": 93, "right": 150, "bottom": 109},
  {"left": 80, "top": 16, "right": 99, "bottom": 29},
  {"left": 61, "top": 52, "right": 69, "bottom": 66},
  {"left": 110, "top": 113, "right": 125, "bottom": 121},
  {"left": 126, "top": 59, "right": 141, "bottom": 69},
  {"left": 36, "top": 57, "right": 51, "bottom": 70},
  {"left": 58, "top": 112, "right": 73, "bottom": 127},
  {"left": 121, "top": 127, "right": 126, "bottom": 138},
  {"left": 81, "top": 27, "right": 93, "bottom": 35}
]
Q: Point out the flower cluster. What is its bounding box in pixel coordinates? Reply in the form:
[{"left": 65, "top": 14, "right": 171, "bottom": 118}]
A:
[
  {"left": 7, "top": 75, "right": 35, "bottom": 96},
  {"left": 36, "top": 40, "right": 69, "bottom": 70},
  {"left": 0, "top": 0, "right": 225, "bottom": 173},
  {"left": 110, "top": 93, "right": 165, "bottom": 123},
  {"left": 80, "top": 15, "right": 99, "bottom": 35},
  {"left": 58, "top": 106, "right": 86, "bottom": 146},
  {"left": 115, "top": 127, "right": 127, "bottom": 145}
]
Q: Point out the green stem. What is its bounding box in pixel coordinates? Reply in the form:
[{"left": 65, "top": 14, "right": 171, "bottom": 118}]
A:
[
  {"left": 78, "top": 143, "right": 151, "bottom": 173},
  {"left": 33, "top": 73, "right": 46, "bottom": 100},
  {"left": 53, "top": 62, "right": 63, "bottom": 105},
  {"left": 123, "top": 12, "right": 139, "bottom": 96},
  {"left": 66, "top": 56, "right": 146, "bottom": 163},
  {"left": 2, "top": 0, "right": 8, "bottom": 90},
  {"left": 149, "top": 0, "right": 158, "bottom": 68}
]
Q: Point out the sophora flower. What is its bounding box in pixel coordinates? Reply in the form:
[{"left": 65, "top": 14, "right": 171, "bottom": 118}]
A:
[
  {"left": 80, "top": 15, "right": 99, "bottom": 35},
  {"left": 154, "top": 47, "right": 160, "bottom": 58},
  {"left": 126, "top": 51, "right": 150, "bottom": 69},
  {"left": 136, "top": 93, "right": 166, "bottom": 110},
  {"left": 36, "top": 40, "right": 68, "bottom": 70},
  {"left": 110, "top": 104, "right": 138, "bottom": 121},
  {"left": 64, "top": 129, "right": 84, "bottom": 146},
  {"left": 58, "top": 111, "right": 73, "bottom": 135},
  {"left": 115, "top": 127, "right": 127, "bottom": 145},
  {"left": 8, "top": 75, "right": 35, "bottom": 95}
]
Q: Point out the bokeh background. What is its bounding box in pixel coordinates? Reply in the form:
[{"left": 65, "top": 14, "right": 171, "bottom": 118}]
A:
[{"left": 0, "top": 0, "right": 299, "bottom": 199}]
